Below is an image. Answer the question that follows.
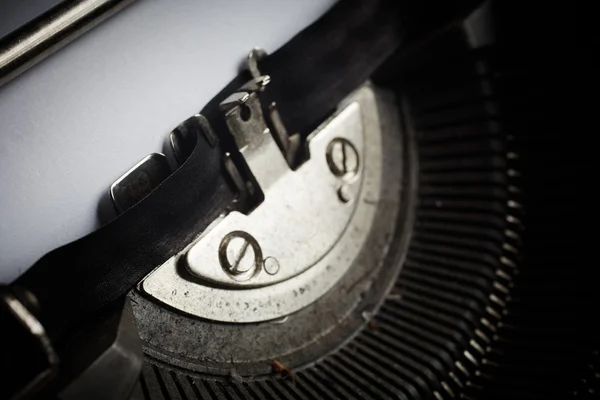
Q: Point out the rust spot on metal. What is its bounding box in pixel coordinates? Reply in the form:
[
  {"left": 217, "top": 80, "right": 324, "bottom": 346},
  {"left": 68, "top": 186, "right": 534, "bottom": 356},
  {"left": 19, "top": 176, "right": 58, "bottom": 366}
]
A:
[{"left": 271, "top": 359, "right": 295, "bottom": 385}]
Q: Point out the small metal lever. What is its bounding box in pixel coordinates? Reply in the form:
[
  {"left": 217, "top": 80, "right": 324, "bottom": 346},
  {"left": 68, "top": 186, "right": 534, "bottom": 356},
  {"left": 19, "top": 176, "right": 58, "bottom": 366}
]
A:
[{"left": 247, "top": 48, "right": 302, "bottom": 168}]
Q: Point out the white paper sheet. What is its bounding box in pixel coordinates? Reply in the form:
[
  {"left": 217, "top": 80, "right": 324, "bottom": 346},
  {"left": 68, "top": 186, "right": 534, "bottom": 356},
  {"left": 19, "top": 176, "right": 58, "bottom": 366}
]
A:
[{"left": 0, "top": 0, "right": 337, "bottom": 282}]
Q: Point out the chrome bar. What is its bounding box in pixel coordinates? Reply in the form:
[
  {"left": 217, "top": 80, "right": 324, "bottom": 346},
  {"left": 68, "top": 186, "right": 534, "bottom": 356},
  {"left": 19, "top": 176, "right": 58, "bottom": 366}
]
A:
[{"left": 0, "top": 0, "right": 136, "bottom": 88}]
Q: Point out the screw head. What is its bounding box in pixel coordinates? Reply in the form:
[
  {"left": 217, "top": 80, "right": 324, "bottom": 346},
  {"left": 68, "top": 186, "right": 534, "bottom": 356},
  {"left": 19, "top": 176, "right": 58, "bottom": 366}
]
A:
[
  {"left": 219, "top": 231, "right": 262, "bottom": 281},
  {"left": 264, "top": 257, "right": 280, "bottom": 275},
  {"left": 326, "top": 138, "right": 359, "bottom": 180}
]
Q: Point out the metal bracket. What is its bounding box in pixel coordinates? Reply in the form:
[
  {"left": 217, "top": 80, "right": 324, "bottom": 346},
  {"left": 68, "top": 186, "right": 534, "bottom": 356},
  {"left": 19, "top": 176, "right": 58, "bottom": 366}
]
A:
[
  {"left": 246, "top": 48, "right": 301, "bottom": 167},
  {"left": 178, "top": 74, "right": 364, "bottom": 288},
  {"left": 107, "top": 50, "right": 383, "bottom": 323},
  {"left": 142, "top": 83, "right": 382, "bottom": 322}
]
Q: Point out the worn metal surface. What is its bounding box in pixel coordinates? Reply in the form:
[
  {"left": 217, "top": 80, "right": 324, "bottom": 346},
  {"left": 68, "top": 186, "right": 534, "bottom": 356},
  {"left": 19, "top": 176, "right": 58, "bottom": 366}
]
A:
[
  {"left": 0, "top": 0, "right": 136, "bottom": 88},
  {"left": 186, "top": 90, "right": 363, "bottom": 287},
  {"left": 142, "top": 84, "right": 378, "bottom": 322},
  {"left": 129, "top": 83, "right": 407, "bottom": 377}
]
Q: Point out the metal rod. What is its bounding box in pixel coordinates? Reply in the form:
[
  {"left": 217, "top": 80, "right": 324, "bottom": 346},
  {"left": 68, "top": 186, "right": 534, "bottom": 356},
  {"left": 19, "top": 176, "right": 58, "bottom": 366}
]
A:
[{"left": 0, "top": 0, "right": 136, "bottom": 88}]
